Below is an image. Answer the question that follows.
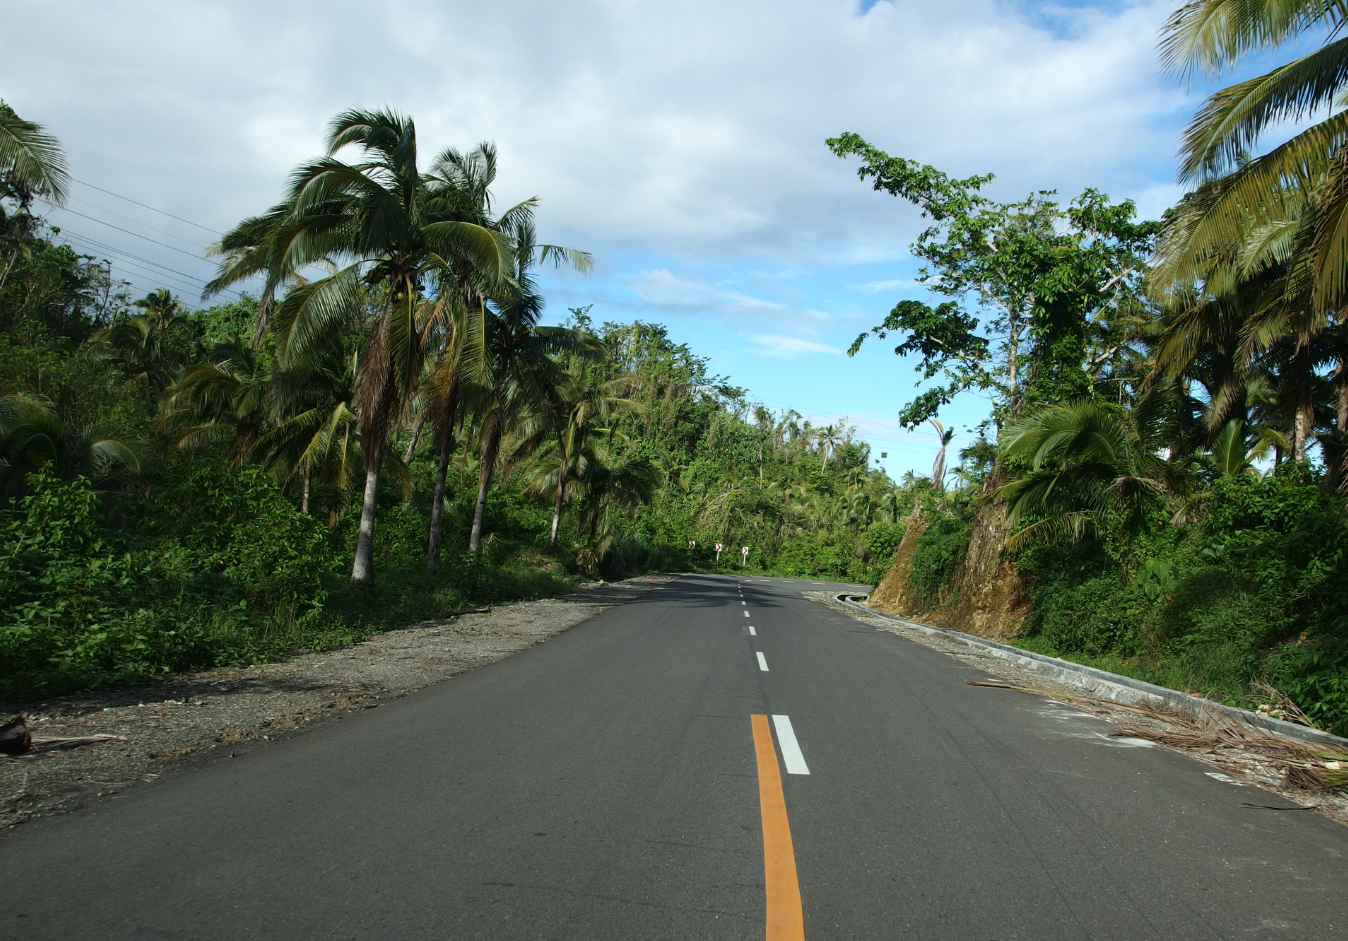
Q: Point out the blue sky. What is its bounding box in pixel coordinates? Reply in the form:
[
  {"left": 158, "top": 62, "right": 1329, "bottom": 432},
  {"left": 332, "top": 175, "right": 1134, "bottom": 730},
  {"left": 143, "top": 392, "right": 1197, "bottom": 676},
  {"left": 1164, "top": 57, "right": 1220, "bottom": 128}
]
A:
[{"left": 0, "top": 0, "right": 1321, "bottom": 478}]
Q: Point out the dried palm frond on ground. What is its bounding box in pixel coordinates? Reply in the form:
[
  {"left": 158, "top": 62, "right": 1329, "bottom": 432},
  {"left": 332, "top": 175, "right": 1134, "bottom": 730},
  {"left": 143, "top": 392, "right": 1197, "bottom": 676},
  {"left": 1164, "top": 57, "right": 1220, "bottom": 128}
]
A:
[
  {"left": 0, "top": 716, "right": 127, "bottom": 761},
  {"left": 816, "top": 593, "right": 1348, "bottom": 822},
  {"left": 966, "top": 680, "right": 1348, "bottom": 791}
]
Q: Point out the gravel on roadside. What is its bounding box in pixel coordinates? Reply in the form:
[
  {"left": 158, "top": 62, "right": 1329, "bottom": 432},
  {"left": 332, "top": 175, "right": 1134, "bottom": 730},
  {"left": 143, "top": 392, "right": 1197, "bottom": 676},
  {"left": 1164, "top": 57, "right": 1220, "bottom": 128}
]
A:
[
  {"left": 807, "top": 590, "right": 1348, "bottom": 826},
  {"left": 0, "top": 575, "right": 676, "bottom": 831}
]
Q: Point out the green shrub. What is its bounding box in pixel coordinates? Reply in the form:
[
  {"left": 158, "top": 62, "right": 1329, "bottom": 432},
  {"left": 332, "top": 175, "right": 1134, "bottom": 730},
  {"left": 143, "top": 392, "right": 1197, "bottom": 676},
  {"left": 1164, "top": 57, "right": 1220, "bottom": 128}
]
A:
[
  {"left": 908, "top": 514, "right": 970, "bottom": 603},
  {"left": 1267, "top": 636, "right": 1348, "bottom": 737},
  {"left": 599, "top": 531, "right": 675, "bottom": 580}
]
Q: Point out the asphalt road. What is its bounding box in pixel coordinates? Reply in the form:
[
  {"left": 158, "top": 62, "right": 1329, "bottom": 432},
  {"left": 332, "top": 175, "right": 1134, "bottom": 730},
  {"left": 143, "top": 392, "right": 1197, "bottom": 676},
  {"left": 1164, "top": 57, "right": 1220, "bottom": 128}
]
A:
[{"left": 2, "top": 573, "right": 1347, "bottom": 940}]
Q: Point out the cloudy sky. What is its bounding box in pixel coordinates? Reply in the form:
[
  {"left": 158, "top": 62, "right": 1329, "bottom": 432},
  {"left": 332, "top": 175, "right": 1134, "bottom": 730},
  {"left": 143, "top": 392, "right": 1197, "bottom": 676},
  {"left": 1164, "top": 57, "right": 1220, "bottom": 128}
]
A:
[{"left": 0, "top": 0, "right": 1253, "bottom": 476}]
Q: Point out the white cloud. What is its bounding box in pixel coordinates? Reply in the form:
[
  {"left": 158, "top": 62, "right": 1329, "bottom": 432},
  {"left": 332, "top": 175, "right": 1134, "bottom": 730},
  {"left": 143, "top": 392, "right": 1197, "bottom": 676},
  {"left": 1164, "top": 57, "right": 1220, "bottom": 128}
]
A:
[
  {"left": 633, "top": 270, "right": 785, "bottom": 312},
  {"left": 848, "top": 279, "right": 918, "bottom": 293},
  {"left": 747, "top": 335, "right": 843, "bottom": 359},
  {"left": 0, "top": 0, "right": 1186, "bottom": 272}
]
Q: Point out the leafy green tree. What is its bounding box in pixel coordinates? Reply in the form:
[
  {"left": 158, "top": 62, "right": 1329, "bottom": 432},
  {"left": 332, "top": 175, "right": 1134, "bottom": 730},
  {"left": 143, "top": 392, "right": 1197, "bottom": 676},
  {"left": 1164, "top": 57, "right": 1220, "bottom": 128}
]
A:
[{"left": 828, "top": 133, "right": 1157, "bottom": 427}]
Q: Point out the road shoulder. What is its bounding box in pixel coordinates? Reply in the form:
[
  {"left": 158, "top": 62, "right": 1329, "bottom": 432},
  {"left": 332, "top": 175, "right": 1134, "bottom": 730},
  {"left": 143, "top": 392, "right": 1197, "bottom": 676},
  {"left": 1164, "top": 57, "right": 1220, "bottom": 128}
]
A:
[
  {"left": 0, "top": 575, "right": 675, "bottom": 830},
  {"left": 807, "top": 589, "right": 1348, "bottom": 826}
]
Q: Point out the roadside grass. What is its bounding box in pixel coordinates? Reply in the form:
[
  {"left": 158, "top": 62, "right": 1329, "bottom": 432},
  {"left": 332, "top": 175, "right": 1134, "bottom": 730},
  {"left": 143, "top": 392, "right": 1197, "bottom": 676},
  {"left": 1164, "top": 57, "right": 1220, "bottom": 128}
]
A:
[
  {"left": 1010, "top": 635, "right": 1254, "bottom": 708},
  {"left": 0, "top": 558, "right": 581, "bottom": 707}
]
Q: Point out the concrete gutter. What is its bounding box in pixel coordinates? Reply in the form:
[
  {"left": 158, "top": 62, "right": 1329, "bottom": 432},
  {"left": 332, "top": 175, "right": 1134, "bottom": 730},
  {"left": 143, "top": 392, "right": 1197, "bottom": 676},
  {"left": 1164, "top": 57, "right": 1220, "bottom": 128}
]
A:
[{"left": 836, "top": 593, "right": 1348, "bottom": 750}]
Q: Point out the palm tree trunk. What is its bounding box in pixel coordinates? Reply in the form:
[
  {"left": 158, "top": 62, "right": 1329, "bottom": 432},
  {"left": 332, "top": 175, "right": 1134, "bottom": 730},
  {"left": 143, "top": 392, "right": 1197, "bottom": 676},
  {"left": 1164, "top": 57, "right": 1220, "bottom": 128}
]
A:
[
  {"left": 351, "top": 453, "right": 382, "bottom": 582},
  {"left": 301, "top": 465, "right": 311, "bottom": 515},
  {"left": 427, "top": 428, "right": 454, "bottom": 572},
  {"left": 468, "top": 421, "right": 502, "bottom": 553},
  {"left": 547, "top": 472, "right": 566, "bottom": 550},
  {"left": 1294, "top": 346, "right": 1313, "bottom": 464},
  {"left": 1337, "top": 359, "right": 1348, "bottom": 432},
  {"left": 403, "top": 412, "right": 426, "bottom": 463}
]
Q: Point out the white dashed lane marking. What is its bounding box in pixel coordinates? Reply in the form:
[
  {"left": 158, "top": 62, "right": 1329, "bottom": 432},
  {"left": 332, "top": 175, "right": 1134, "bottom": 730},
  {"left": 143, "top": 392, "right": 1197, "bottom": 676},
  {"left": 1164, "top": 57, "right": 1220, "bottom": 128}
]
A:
[{"left": 772, "top": 716, "right": 810, "bottom": 775}]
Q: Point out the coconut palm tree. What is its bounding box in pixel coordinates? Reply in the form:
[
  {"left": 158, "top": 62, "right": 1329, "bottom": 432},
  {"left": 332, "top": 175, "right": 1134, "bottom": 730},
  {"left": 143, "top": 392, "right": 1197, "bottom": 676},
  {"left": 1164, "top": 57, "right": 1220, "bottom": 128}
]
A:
[
  {"left": 0, "top": 101, "right": 68, "bottom": 207},
  {"left": 207, "top": 108, "right": 510, "bottom": 582},
  {"left": 465, "top": 218, "right": 592, "bottom": 553},
  {"left": 996, "top": 393, "right": 1186, "bottom": 550},
  {"left": 0, "top": 103, "right": 70, "bottom": 300},
  {"left": 1157, "top": 1, "right": 1348, "bottom": 313},
  {"left": 418, "top": 142, "right": 545, "bottom": 570},
  {"left": 572, "top": 450, "right": 659, "bottom": 572},
  {"left": 94, "top": 289, "right": 193, "bottom": 402},
  {"left": 0, "top": 395, "right": 139, "bottom": 502},
  {"left": 158, "top": 337, "right": 270, "bottom": 464},
  {"left": 929, "top": 419, "right": 955, "bottom": 492},
  {"left": 519, "top": 356, "right": 634, "bottom": 551},
  {"left": 258, "top": 345, "right": 363, "bottom": 515},
  {"left": 817, "top": 425, "right": 844, "bottom": 470}
]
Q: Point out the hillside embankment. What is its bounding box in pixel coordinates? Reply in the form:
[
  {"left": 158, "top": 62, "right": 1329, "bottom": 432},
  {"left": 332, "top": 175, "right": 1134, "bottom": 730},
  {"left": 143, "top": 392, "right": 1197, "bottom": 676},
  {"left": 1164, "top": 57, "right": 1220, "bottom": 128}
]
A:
[{"left": 868, "top": 501, "right": 1029, "bottom": 640}]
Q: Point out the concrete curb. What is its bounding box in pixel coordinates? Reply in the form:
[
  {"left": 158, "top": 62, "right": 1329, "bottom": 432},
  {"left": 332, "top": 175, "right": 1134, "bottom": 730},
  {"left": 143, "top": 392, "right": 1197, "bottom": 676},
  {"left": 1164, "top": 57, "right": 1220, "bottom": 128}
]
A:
[{"left": 835, "top": 593, "right": 1348, "bottom": 750}]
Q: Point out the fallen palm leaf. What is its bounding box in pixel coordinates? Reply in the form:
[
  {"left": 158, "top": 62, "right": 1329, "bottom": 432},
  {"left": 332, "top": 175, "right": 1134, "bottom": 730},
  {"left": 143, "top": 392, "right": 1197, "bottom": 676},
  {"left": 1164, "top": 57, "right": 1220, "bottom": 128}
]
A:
[
  {"left": 1242, "top": 802, "right": 1316, "bottom": 811},
  {"left": 966, "top": 679, "right": 1348, "bottom": 791},
  {"left": 0, "top": 715, "right": 126, "bottom": 762}
]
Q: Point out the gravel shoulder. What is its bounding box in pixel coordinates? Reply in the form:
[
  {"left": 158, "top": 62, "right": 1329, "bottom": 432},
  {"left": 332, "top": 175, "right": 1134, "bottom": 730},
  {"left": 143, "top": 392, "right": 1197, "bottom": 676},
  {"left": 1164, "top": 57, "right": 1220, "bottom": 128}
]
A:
[
  {"left": 807, "top": 590, "right": 1348, "bottom": 826},
  {"left": 0, "top": 575, "right": 676, "bottom": 831}
]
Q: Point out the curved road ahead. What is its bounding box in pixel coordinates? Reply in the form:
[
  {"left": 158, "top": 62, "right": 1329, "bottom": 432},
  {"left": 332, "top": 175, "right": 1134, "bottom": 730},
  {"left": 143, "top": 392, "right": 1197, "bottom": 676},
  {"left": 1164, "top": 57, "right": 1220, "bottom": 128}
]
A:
[{"left": 2, "top": 574, "right": 1346, "bottom": 939}]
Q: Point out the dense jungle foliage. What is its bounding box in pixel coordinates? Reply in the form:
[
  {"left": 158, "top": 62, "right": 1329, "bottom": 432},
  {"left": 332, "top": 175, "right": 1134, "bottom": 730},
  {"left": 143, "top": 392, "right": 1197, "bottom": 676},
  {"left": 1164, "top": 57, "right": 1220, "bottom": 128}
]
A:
[
  {"left": 828, "top": 2, "right": 1348, "bottom": 735},
  {"left": 0, "top": 103, "right": 901, "bottom": 702}
]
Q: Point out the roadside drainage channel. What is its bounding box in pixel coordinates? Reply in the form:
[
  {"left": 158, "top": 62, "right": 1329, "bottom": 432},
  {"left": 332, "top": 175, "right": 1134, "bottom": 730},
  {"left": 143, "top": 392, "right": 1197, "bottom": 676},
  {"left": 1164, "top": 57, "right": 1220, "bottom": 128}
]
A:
[{"left": 836, "top": 593, "right": 1348, "bottom": 750}]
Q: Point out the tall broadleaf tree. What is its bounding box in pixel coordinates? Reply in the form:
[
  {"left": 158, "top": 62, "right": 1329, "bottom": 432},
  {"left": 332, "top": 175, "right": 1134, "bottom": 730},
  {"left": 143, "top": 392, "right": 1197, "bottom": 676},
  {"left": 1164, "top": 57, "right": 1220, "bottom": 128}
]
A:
[{"left": 827, "top": 133, "right": 1158, "bottom": 429}]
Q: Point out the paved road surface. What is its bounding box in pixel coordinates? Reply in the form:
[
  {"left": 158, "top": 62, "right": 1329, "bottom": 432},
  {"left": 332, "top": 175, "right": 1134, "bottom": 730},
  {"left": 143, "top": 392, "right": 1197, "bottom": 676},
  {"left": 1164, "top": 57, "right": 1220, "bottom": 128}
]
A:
[{"left": 2, "top": 574, "right": 1346, "bottom": 939}]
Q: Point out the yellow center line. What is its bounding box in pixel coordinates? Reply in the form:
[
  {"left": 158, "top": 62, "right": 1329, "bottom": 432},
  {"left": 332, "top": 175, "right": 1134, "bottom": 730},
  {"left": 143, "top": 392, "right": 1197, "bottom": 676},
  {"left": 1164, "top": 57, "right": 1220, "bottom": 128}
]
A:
[{"left": 751, "top": 713, "right": 806, "bottom": 941}]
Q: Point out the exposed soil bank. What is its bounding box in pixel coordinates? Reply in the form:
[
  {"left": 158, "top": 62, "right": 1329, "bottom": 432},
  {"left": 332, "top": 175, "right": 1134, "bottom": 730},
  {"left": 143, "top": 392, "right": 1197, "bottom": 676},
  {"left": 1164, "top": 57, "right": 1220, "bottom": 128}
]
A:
[
  {"left": 867, "top": 501, "right": 1029, "bottom": 641},
  {"left": 0, "top": 576, "right": 674, "bottom": 830}
]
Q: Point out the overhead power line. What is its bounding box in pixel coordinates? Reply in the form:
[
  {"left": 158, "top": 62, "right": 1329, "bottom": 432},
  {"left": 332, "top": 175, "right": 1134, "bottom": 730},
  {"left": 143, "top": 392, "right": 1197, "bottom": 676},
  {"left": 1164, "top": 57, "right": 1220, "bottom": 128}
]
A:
[
  {"left": 47, "top": 205, "right": 213, "bottom": 261},
  {"left": 68, "top": 195, "right": 213, "bottom": 251},
  {"left": 71, "top": 177, "right": 223, "bottom": 235},
  {"left": 57, "top": 227, "right": 238, "bottom": 297}
]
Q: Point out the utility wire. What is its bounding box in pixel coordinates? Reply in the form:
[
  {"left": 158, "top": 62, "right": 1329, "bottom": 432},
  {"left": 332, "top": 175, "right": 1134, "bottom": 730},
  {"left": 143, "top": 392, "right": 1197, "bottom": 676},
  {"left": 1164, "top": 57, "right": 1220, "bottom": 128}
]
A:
[
  {"left": 62, "top": 238, "right": 218, "bottom": 301},
  {"left": 57, "top": 226, "right": 240, "bottom": 300},
  {"left": 67, "top": 194, "right": 212, "bottom": 251},
  {"left": 71, "top": 177, "right": 223, "bottom": 235},
  {"left": 47, "top": 205, "right": 213, "bottom": 261},
  {"left": 51, "top": 232, "right": 210, "bottom": 309}
]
